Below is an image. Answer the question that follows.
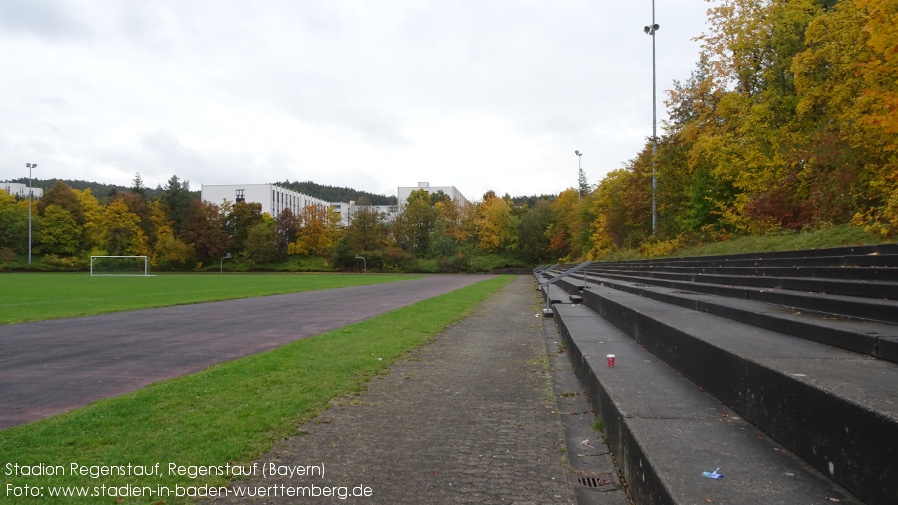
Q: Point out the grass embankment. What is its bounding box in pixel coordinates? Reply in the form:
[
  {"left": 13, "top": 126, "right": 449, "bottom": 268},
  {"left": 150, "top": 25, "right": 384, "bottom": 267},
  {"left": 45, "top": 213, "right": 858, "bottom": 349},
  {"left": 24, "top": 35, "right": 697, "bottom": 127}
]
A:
[
  {"left": 0, "top": 275, "right": 515, "bottom": 504},
  {"left": 600, "top": 224, "right": 892, "bottom": 261},
  {"left": 0, "top": 273, "right": 420, "bottom": 324},
  {"left": 674, "top": 225, "right": 890, "bottom": 257}
]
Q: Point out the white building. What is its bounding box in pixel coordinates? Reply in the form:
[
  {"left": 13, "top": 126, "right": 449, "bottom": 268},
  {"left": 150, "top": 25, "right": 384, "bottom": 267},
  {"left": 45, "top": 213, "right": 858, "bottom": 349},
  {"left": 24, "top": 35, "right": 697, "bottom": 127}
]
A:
[
  {"left": 1, "top": 183, "right": 43, "bottom": 199},
  {"left": 201, "top": 184, "right": 330, "bottom": 219},
  {"left": 397, "top": 182, "right": 468, "bottom": 207},
  {"left": 201, "top": 184, "right": 399, "bottom": 226},
  {"left": 202, "top": 182, "right": 464, "bottom": 227},
  {"left": 332, "top": 201, "right": 399, "bottom": 224}
]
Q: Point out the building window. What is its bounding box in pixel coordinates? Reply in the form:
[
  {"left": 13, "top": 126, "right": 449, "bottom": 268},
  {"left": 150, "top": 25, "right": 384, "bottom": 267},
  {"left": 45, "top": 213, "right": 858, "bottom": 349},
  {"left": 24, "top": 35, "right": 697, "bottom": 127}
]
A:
[{"left": 236, "top": 189, "right": 245, "bottom": 203}]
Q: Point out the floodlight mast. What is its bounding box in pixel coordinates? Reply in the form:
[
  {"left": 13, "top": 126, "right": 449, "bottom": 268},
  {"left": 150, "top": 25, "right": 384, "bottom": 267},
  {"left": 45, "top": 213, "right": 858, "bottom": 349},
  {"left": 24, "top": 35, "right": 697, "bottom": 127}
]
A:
[
  {"left": 644, "top": 2, "right": 660, "bottom": 233},
  {"left": 26, "top": 163, "right": 36, "bottom": 264}
]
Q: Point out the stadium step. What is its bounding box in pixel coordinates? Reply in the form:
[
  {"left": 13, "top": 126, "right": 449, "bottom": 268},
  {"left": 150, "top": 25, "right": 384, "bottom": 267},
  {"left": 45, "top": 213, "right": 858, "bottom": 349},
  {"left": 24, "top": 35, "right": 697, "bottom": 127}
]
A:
[
  {"left": 586, "top": 266, "right": 898, "bottom": 299},
  {"left": 566, "top": 275, "right": 898, "bottom": 363},
  {"left": 536, "top": 245, "right": 898, "bottom": 505},
  {"left": 574, "top": 268, "right": 898, "bottom": 324}
]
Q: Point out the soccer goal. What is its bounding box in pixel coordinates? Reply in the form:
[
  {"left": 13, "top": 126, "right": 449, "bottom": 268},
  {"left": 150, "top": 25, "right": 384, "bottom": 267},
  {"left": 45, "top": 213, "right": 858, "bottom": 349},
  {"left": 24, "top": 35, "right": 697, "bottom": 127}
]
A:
[{"left": 90, "top": 255, "right": 153, "bottom": 276}]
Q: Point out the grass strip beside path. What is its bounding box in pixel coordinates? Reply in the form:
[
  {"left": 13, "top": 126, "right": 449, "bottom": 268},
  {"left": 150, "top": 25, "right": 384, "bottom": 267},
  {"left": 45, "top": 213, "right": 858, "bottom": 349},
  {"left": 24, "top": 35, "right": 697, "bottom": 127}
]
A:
[
  {"left": 0, "top": 273, "right": 420, "bottom": 324},
  {"left": 0, "top": 275, "right": 514, "bottom": 504}
]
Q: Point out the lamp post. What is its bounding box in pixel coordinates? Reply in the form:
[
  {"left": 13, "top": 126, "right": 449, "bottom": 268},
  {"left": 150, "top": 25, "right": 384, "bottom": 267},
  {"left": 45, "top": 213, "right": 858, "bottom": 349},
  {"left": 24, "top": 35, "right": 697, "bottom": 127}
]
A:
[
  {"left": 644, "top": 2, "right": 659, "bottom": 233},
  {"left": 26, "top": 163, "right": 37, "bottom": 264},
  {"left": 574, "top": 150, "right": 583, "bottom": 204}
]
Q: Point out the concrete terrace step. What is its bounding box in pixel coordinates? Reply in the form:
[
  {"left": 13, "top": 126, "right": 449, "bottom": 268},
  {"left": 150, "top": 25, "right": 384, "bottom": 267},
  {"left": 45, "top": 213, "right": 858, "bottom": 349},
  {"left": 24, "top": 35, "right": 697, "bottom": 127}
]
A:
[
  {"left": 579, "top": 283, "right": 898, "bottom": 503},
  {"left": 535, "top": 248, "right": 898, "bottom": 505},
  {"left": 554, "top": 275, "right": 898, "bottom": 363},
  {"left": 549, "top": 302, "right": 863, "bottom": 505},
  {"left": 585, "top": 267, "right": 898, "bottom": 299},
  {"left": 562, "top": 269, "right": 898, "bottom": 324},
  {"left": 592, "top": 265, "right": 898, "bottom": 283}
]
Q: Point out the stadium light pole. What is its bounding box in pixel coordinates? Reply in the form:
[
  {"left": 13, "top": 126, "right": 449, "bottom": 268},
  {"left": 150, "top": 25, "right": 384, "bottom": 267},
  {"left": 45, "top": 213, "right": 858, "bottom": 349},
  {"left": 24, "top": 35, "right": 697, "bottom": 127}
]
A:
[
  {"left": 644, "top": 2, "right": 659, "bottom": 234},
  {"left": 26, "top": 162, "right": 36, "bottom": 264},
  {"left": 574, "top": 150, "right": 583, "bottom": 204}
]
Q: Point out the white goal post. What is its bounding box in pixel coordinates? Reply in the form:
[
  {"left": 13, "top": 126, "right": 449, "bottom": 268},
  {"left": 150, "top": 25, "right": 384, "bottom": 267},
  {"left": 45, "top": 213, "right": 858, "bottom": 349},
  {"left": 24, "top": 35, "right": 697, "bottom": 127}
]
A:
[{"left": 90, "top": 255, "right": 152, "bottom": 276}]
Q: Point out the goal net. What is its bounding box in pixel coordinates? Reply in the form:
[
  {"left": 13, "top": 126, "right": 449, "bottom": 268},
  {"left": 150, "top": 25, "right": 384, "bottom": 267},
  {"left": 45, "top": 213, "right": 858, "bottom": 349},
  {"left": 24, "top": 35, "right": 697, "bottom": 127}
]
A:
[{"left": 90, "top": 256, "right": 152, "bottom": 276}]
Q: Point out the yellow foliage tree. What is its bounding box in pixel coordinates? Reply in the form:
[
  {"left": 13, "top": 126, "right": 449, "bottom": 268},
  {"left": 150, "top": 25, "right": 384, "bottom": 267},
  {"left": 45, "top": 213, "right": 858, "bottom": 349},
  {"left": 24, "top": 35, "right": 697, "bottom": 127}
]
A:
[
  {"left": 149, "top": 201, "right": 192, "bottom": 267},
  {"left": 100, "top": 199, "right": 148, "bottom": 256},
  {"left": 290, "top": 204, "right": 340, "bottom": 256},
  {"left": 76, "top": 189, "right": 104, "bottom": 251},
  {"left": 476, "top": 193, "right": 516, "bottom": 253}
]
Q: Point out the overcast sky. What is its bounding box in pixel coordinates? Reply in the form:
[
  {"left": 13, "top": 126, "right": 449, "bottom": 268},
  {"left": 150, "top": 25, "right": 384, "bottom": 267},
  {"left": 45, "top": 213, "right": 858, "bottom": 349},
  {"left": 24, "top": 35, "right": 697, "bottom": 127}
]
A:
[{"left": 1, "top": 1, "right": 711, "bottom": 201}]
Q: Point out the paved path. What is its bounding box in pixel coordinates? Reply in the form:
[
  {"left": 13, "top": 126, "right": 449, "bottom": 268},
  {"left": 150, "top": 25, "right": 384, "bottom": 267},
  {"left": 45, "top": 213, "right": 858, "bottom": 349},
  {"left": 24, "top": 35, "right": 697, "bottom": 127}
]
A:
[
  {"left": 205, "top": 275, "right": 575, "bottom": 505},
  {"left": 0, "top": 275, "right": 490, "bottom": 429}
]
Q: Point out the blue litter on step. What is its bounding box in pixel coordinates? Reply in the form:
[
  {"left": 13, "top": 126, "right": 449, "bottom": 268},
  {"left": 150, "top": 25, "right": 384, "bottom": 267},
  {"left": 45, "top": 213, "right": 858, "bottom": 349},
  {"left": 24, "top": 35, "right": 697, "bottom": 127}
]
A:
[{"left": 702, "top": 468, "right": 723, "bottom": 479}]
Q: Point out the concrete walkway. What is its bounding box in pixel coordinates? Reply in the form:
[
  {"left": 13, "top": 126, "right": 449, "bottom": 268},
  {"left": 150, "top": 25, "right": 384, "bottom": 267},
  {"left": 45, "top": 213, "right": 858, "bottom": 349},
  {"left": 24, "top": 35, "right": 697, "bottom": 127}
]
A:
[{"left": 206, "top": 276, "right": 576, "bottom": 504}]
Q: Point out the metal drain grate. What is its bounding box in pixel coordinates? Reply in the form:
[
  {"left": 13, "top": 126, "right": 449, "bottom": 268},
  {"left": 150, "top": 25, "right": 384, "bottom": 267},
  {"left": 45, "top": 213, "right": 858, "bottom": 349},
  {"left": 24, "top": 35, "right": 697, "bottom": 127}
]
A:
[
  {"left": 569, "top": 471, "right": 619, "bottom": 491},
  {"left": 577, "top": 475, "right": 602, "bottom": 488}
]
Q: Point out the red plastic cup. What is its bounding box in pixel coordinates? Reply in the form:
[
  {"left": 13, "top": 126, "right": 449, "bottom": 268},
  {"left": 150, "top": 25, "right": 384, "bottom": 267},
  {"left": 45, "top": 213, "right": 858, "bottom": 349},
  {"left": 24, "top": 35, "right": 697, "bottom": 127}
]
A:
[{"left": 607, "top": 354, "right": 615, "bottom": 368}]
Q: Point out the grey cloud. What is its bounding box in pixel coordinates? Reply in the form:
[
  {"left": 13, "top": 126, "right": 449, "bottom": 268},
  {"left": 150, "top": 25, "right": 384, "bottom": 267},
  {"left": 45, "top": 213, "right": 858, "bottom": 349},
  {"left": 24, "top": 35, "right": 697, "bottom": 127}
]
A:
[{"left": 0, "top": 0, "right": 89, "bottom": 39}]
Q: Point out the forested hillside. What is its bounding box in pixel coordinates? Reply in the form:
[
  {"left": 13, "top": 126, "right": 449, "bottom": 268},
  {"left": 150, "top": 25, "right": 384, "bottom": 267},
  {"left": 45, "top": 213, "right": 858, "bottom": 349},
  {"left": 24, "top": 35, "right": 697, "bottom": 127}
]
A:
[
  {"left": 276, "top": 180, "right": 397, "bottom": 206},
  {"left": 2, "top": 177, "right": 394, "bottom": 206},
  {"left": 3, "top": 177, "right": 165, "bottom": 201},
  {"left": 573, "top": 0, "right": 898, "bottom": 259}
]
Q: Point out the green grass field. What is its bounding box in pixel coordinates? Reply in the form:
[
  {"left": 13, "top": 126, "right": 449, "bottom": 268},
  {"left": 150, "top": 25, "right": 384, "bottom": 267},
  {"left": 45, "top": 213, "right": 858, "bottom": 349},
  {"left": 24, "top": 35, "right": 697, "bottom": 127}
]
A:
[
  {"left": 0, "top": 273, "right": 421, "bottom": 324},
  {"left": 0, "top": 274, "right": 514, "bottom": 504}
]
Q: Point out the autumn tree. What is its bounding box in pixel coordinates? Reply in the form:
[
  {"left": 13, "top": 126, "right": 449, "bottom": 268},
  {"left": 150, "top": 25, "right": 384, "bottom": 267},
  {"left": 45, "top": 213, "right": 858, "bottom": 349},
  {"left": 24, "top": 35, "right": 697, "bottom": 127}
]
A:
[
  {"left": 517, "top": 198, "right": 555, "bottom": 263},
  {"left": 691, "top": 0, "right": 822, "bottom": 231},
  {"left": 184, "top": 200, "right": 232, "bottom": 263},
  {"left": 37, "top": 182, "right": 84, "bottom": 236},
  {"left": 853, "top": 0, "right": 898, "bottom": 233},
  {"left": 290, "top": 204, "right": 339, "bottom": 256},
  {"left": 111, "top": 191, "right": 154, "bottom": 247},
  {"left": 100, "top": 199, "right": 148, "bottom": 255},
  {"left": 131, "top": 172, "right": 148, "bottom": 198},
  {"left": 476, "top": 192, "right": 516, "bottom": 254},
  {"left": 343, "top": 201, "right": 389, "bottom": 253},
  {"left": 159, "top": 175, "right": 195, "bottom": 238},
  {"left": 437, "top": 198, "right": 471, "bottom": 244},
  {"left": 578, "top": 167, "right": 590, "bottom": 198},
  {"left": 856, "top": 0, "right": 898, "bottom": 137},
  {"left": 275, "top": 208, "right": 299, "bottom": 257},
  {"left": 546, "top": 187, "right": 600, "bottom": 260},
  {"left": 150, "top": 201, "right": 192, "bottom": 268},
  {"left": 225, "top": 201, "right": 264, "bottom": 256},
  {"left": 394, "top": 189, "right": 438, "bottom": 256},
  {"left": 0, "top": 189, "right": 28, "bottom": 254},
  {"left": 586, "top": 146, "right": 662, "bottom": 258},
  {"left": 243, "top": 216, "right": 281, "bottom": 264},
  {"left": 333, "top": 199, "right": 392, "bottom": 271},
  {"left": 39, "top": 205, "right": 82, "bottom": 255}
]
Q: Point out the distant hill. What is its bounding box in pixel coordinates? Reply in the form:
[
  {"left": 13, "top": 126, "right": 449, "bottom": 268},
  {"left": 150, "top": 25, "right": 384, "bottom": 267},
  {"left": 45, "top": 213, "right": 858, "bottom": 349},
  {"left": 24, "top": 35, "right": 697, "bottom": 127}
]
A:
[
  {"left": 2, "top": 177, "right": 165, "bottom": 201},
  {"left": 275, "top": 180, "right": 397, "bottom": 206},
  {"left": 3, "top": 177, "right": 397, "bottom": 206},
  {"left": 510, "top": 194, "right": 556, "bottom": 207}
]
